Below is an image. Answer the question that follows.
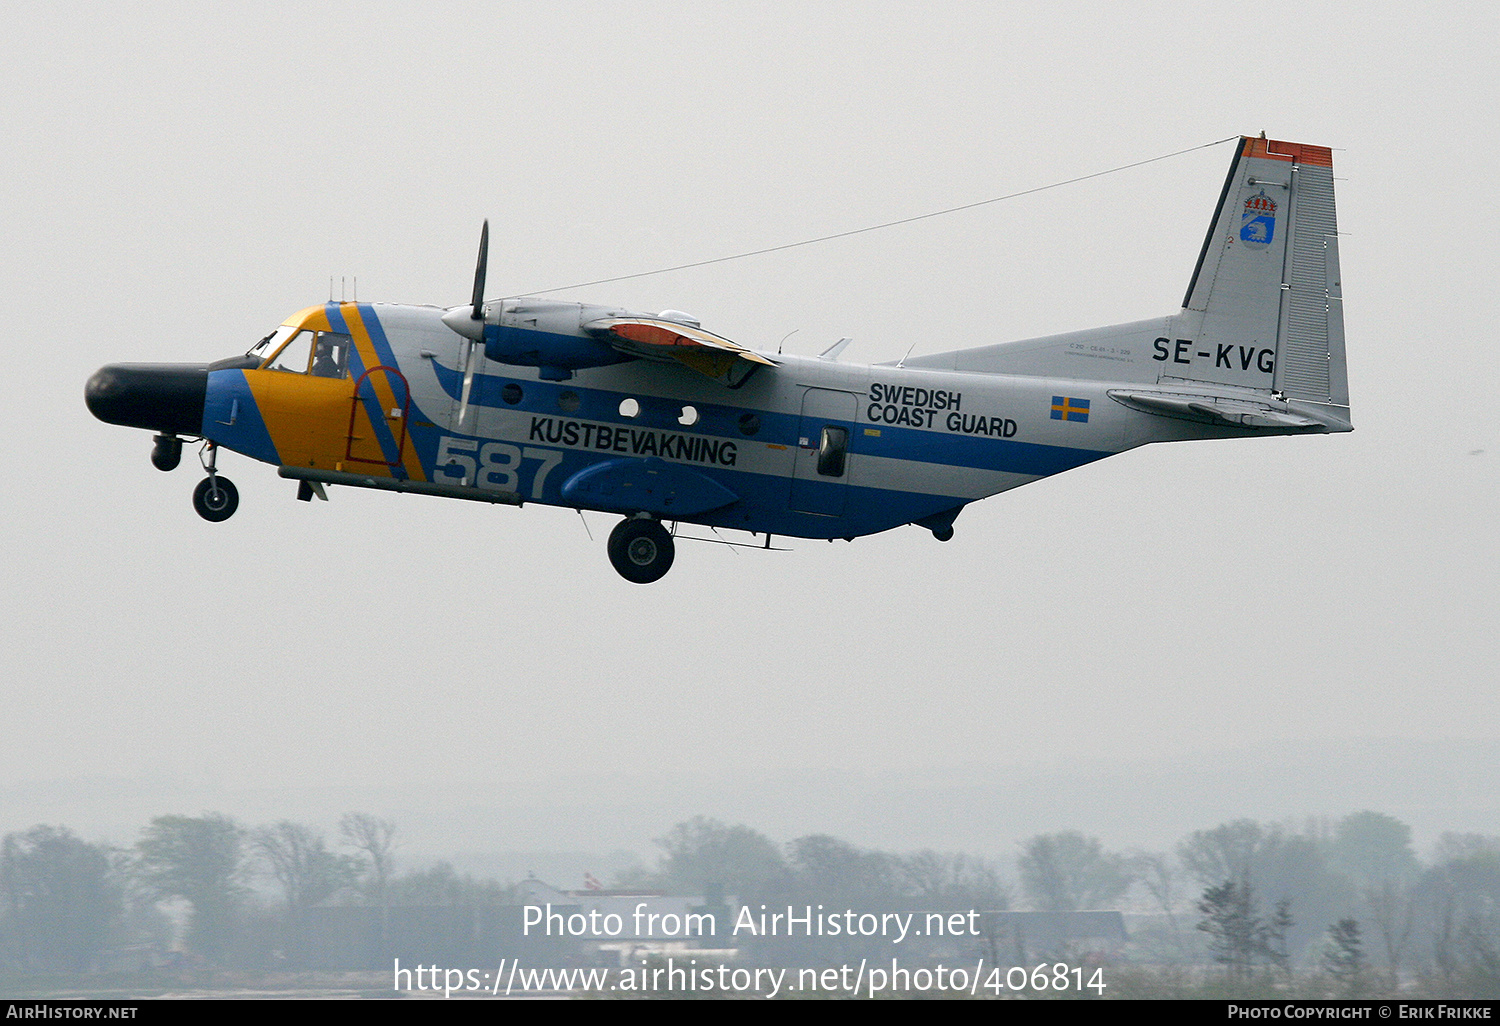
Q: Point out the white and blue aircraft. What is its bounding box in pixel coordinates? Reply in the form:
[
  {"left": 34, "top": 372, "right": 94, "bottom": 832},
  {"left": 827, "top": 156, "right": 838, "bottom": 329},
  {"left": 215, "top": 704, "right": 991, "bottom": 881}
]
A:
[{"left": 87, "top": 135, "right": 1349, "bottom": 583}]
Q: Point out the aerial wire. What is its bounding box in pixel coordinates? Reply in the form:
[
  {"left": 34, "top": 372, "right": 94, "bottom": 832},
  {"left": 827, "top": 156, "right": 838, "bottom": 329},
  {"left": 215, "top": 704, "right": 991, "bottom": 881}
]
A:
[{"left": 505, "top": 136, "right": 1239, "bottom": 298}]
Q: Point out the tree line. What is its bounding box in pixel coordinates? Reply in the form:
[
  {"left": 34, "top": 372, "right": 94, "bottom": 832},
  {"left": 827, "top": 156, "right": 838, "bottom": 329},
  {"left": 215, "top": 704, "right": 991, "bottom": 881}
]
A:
[
  {"left": 1, "top": 809, "right": 1497, "bottom": 998},
  {"left": 0, "top": 812, "right": 498, "bottom": 971}
]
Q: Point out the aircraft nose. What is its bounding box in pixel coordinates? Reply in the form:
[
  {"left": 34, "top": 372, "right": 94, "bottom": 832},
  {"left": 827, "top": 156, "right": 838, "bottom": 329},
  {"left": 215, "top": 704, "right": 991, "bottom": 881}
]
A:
[{"left": 85, "top": 363, "right": 209, "bottom": 436}]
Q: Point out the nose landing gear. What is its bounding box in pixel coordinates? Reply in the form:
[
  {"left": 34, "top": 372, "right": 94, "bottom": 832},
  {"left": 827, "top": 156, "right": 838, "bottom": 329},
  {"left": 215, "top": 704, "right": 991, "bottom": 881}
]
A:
[
  {"left": 192, "top": 442, "right": 239, "bottom": 522},
  {"left": 607, "top": 517, "right": 674, "bottom": 584},
  {"left": 193, "top": 476, "right": 239, "bottom": 521}
]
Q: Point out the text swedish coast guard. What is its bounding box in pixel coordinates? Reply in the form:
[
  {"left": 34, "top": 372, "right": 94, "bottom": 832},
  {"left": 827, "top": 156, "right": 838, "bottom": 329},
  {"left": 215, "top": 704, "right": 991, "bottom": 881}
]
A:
[
  {"left": 867, "top": 382, "right": 961, "bottom": 428},
  {"left": 866, "top": 382, "right": 1017, "bottom": 437}
]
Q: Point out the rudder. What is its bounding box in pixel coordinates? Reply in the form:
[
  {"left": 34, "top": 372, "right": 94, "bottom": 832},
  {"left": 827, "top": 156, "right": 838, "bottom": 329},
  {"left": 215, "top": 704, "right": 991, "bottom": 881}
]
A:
[{"left": 1173, "top": 136, "right": 1348, "bottom": 415}]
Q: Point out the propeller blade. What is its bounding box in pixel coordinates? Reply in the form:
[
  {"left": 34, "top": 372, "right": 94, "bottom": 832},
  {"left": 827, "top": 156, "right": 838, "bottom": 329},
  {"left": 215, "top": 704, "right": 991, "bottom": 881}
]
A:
[{"left": 470, "top": 220, "right": 489, "bottom": 321}]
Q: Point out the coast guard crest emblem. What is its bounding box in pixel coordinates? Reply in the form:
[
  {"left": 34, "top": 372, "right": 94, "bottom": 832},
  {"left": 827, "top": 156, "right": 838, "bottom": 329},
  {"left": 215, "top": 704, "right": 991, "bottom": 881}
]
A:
[{"left": 1239, "top": 189, "right": 1277, "bottom": 249}]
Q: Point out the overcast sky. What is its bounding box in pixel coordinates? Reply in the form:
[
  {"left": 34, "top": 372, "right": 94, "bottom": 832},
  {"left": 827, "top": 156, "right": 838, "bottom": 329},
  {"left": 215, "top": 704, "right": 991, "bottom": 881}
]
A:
[{"left": 2, "top": 2, "right": 1496, "bottom": 859}]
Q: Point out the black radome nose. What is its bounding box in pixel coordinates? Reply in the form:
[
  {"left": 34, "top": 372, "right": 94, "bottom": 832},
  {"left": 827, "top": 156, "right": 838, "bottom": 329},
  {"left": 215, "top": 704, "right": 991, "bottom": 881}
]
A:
[{"left": 85, "top": 363, "right": 209, "bottom": 437}]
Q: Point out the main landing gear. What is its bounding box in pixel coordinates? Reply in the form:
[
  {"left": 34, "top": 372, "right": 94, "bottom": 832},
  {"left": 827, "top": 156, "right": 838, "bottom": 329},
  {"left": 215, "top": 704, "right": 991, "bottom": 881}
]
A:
[
  {"left": 191, "top": 442, "right": 238, "bottom": 522},
  {"left": 607, "top": 516, "right": 674, "bottom": 584}
]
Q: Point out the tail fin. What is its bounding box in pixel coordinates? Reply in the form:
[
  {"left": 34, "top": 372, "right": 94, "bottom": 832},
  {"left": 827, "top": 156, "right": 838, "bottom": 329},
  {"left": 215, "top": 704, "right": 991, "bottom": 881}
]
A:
[{"left": 1173, "top": 136, "right": 1348, "bottom": 418}]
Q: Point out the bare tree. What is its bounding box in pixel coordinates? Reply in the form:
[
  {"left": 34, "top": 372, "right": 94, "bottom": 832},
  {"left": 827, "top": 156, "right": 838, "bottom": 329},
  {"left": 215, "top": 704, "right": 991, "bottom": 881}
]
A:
[
  {"left": 253, "top": 821, "right": 357, "bottom": 913},
  {"left": 1018, "top": 832, "right": 1131, "bottom": 912},
  {"left": 899, "top": 850, "right": 1010, "bottom": 911},
  {"left": 1132, "top": 850, "right": 1188, "bottom": 957},
  {"left": 1179, "top": 820, "right": 1265, "bottom": 887},
  {"left": 1365, "top": 880, "right": 1415, "bottom": 989},
  {"left": 340, "top": 813, "right": 397, "bottom": 904}
]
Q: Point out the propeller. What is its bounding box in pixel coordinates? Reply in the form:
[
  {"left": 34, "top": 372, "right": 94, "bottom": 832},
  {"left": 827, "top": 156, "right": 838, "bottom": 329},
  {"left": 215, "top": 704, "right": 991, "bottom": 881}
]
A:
[
  {"left": 441, "top": 220, "right": 491, "bottom": 343},
  {"left": 470, "top": 219, "right": 489, "bottom": 322},
  {"left": 439, "top": 221, "right": 491, "bottom": 435}
]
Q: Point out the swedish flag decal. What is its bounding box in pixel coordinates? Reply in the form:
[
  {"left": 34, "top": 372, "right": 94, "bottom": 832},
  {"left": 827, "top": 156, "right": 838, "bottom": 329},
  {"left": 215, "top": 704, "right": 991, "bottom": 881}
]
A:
[{"left": 1051, "top": 396, "right": 1090, "bottom": 423}]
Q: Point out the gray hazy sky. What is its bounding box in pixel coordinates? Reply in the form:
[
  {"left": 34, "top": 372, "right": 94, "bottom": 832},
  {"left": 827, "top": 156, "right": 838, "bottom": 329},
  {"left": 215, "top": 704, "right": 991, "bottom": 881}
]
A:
[{"left": 2, "top": 2, "right": 1496, "bottom": 855}]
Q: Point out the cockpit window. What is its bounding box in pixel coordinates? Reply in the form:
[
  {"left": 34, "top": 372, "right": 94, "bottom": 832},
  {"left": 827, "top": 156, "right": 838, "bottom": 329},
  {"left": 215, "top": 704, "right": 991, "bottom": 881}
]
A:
[
  {"left": 261, "top": 329, "right": 353, "bottom": 377},
  {"left": 310, "top": 332, "right": 351, "bottom": 378},
  {"left": 249, "top": 324, "right": 297, "bottom": 361},
  {"left": 268, "top": 330, "right": 315, "bottom": 373}
]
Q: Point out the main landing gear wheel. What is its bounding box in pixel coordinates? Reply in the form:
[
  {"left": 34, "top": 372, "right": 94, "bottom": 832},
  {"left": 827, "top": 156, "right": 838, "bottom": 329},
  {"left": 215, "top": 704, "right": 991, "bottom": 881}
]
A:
[
  {"left": 193, "top": 476, "right": 239, "bottom": 522},
  {"left": 607, "top": 518, "right": 675, "bottom": 584}
]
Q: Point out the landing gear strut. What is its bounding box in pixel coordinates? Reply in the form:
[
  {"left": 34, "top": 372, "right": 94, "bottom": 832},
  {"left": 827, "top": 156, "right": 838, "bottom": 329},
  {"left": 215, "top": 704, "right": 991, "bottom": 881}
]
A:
[
  {"left": 607, "top": 517, "right": 675, "bottom": 584},
  {"left": 192, "top": 442, "right": 238, "bottom": 522}
]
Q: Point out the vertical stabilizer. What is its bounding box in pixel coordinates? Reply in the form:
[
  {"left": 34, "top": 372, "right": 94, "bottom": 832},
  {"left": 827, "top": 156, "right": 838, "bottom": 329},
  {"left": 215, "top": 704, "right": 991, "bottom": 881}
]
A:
[{"left": 1173, "top": 137, "right": 1347, "bottom": 413}]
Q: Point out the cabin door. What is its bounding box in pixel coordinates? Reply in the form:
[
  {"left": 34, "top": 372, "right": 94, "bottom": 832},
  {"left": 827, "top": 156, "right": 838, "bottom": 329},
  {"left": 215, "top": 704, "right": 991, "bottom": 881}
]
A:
[
  {"left": 346, "top": 366, "right": 411, "bottom": 470},
  {"left": 790, "top": 388, "right": 858, "bottom": 517}
]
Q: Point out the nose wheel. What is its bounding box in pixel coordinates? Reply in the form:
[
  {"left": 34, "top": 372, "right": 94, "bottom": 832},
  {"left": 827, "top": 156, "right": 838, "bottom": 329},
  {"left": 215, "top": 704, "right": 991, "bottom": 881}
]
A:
[
  {"left": 191, "top": 442, "right": 238, "bottom": 522},
  {"left": 193, "top": 475, "right": 239, "bottom": 522},
  {"left": 607, "top": 517, "right": 674, "bottom": 584}
]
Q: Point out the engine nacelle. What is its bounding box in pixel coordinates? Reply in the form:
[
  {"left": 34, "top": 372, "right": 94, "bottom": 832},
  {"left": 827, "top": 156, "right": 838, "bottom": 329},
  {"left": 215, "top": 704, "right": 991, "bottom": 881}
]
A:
[{"left": 444, "top": 299, "right": 633, "bottom": 380}]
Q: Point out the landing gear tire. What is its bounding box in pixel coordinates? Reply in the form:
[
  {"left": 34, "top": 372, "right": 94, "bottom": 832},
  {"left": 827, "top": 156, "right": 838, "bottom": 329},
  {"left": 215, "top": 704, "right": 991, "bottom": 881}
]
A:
[
  {"left": 607, "top": 518, "right": 674, "bottom": 584},
  {"left": 193, "top": 476, "right": 239, "bottom": 522}
]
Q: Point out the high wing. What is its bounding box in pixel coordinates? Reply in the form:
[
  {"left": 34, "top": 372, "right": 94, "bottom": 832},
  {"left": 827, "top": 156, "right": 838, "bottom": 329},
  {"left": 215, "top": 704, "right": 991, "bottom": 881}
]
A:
[{"left": 584, "top": 316, "right": 777, "bottom": 386}]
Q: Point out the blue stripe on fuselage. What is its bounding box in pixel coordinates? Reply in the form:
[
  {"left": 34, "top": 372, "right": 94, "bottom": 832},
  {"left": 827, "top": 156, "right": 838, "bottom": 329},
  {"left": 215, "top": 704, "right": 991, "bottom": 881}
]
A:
[
  {"left": 426, "top": 359, "right": 1108, "bottom": 479},
  {"left": 403, "top": 422, "right": 972, "bottom": 537},
  {"left": 330, "top": 303, "right": 408, "bottom": 469},
  {"left": 863, "top": 422, "right": 1108, "bottom": 477},
  {"left": 353, "top": 303, "right": 400, "bottom": 368},
  {"left": 203, "top": 369, "right": 279, "bottom": 464}
]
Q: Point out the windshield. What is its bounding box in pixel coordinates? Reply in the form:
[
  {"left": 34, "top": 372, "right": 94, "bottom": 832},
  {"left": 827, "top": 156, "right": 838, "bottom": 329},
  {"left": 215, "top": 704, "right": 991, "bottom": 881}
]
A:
[
  {"left": 249, "top": 324, "right": 298, "bottom": 360},
  {"left": 259, "top": 327, "right": 354, "bottom": 377}
]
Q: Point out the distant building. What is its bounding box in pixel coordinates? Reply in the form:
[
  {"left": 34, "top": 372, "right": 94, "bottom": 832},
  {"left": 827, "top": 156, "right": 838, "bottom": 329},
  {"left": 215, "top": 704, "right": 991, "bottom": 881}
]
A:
[{"left": 980, "top": 910, "right": 1128, "bottom": 961}]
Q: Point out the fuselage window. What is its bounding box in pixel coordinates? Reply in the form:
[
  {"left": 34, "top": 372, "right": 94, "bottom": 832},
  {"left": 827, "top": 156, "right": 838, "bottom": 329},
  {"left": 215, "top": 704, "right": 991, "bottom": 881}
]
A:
[
  {"left": 501, "top": 383, "right": 524, "bottom": 405},
  {"left": 816, "top": 426, "right": 849, "bottom": 477},
  {"left": 619, "top": 397, "right": 640, "bottom": 418}
]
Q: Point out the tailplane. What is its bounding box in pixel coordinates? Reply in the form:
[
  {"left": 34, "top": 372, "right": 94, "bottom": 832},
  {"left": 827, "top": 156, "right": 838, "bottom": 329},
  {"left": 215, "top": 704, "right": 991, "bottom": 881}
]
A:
[{"left": 901, "top": 135, "right": 1350, "bottom": 431}]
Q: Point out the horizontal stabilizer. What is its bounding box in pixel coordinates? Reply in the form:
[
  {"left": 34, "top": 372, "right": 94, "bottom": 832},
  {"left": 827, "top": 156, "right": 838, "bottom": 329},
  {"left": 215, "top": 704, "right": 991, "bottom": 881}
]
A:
[{"left": 1107, "top": 389, "right": 1336, "bottom": 431}]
